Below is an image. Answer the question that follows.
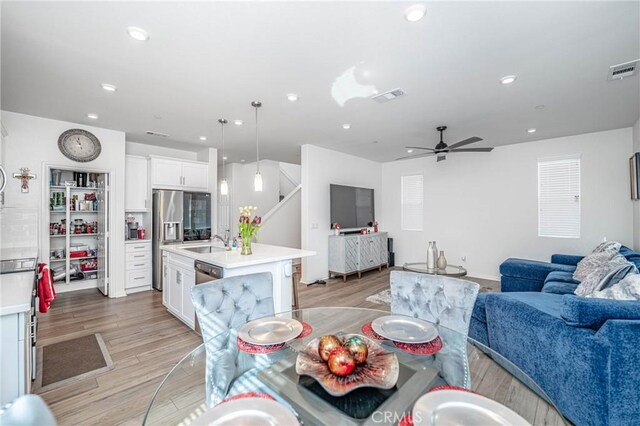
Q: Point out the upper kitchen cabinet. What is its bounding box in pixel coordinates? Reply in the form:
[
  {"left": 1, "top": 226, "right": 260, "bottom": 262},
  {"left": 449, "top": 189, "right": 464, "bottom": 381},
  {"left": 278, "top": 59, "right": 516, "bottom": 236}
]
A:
[
  {"left": 125, "top": 155, "right": 149, "bottom": 211},
  {"left": 150, "top": 157, "right": 209, "bottom": 191}
]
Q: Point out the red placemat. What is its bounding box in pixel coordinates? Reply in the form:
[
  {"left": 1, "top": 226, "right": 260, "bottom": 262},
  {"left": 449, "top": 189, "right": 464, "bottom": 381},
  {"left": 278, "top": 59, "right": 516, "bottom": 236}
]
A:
[
  {"left": 361, "top": 322, "right": 386, "bottom": 340},
  {"left": 296, "top": 321, "right": 313, "bottom": 339},
  {"left": 398, "top": 414, "right": 414, "bottom": 426},
  {"left": 218, "top": 391, "right": 275, "bottom": 405},
  {"left": 393, "top": 336, "right": 443, "bottom": 355},
  {"left": 429, "top": 385, "right": 476, "bottom": 394},
  {"left": 237, "top": 337, "right": 285, "bottom": 354}
]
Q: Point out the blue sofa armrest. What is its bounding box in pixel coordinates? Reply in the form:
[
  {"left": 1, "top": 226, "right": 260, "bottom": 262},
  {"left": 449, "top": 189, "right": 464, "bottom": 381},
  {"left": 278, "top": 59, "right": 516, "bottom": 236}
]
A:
[
  {"left": 595, "top": 320, "right": 640, "bottom": 425},
  {"left": 550, "top": 254, "right": 584, "bottom": 266},
  {"left": 560, "top": 296, "right": 640, "bottom": 329}
]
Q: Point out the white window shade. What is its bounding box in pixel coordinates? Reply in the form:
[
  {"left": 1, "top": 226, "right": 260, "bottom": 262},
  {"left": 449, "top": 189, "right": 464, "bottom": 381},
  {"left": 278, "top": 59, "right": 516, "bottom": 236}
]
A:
[
  {"left": 538, "top": 156, "right": 581, "bottom": 238},
  {"left": 401, "top": 174, "right": 424, "bottom": 231}
]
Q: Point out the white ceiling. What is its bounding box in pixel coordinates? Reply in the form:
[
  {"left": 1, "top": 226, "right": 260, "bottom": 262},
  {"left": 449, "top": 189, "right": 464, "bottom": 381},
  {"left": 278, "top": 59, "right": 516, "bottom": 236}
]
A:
[{"left": 2, "top": 1, "right": 639, "bottom": 164}]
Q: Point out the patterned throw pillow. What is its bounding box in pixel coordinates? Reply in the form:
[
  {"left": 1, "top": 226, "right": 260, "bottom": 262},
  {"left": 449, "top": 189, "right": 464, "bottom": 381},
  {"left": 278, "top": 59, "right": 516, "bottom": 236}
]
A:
[
  {"left": 588, "top": 274, "right": 640, "bottom": 300},
  {"left": 574, "top": 255, "right": 634, "bottom": 296},
  {"left": 573, "top": 251, "right": 618, "bottom": 282},
  {"left": 592, "top": 241, "right": 622, "bottom": 254}
]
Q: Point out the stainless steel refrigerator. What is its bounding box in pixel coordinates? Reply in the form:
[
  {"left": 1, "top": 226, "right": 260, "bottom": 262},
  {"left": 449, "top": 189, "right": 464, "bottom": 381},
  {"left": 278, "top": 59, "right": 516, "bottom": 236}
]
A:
[{"left": 152, "top": 190, "right": 211, "bottom": 290}]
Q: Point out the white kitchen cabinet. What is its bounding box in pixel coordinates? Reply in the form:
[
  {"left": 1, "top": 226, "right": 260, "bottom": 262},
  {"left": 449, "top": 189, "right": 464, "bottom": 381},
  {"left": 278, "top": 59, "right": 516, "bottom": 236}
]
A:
[
  {"left": 150, "top": 157, "right": 209, "bottom": 191},
  {"left": 125, "top": 156, "right": 149, "bottom": 211},
  {"left": 163, "top": 252, "right": 196, "bottom": 328},
  {"left": 0, "top": 311, "right": 30, "bottom": 405},
  {"left": 125, "top": 241, "right": 152, "bottom": 293}
]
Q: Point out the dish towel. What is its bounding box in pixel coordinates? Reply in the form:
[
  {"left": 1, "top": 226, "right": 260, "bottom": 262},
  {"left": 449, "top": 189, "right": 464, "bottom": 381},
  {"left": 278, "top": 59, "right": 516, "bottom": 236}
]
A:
[{"left": 38, "top": 263, "right": 56, "bottom": 313}]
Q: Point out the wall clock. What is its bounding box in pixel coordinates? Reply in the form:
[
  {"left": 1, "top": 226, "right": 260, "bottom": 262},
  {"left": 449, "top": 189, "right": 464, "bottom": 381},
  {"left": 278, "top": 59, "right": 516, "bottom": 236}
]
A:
[{"left": 58, "top": 129, "right": 102, "bottom": 162}]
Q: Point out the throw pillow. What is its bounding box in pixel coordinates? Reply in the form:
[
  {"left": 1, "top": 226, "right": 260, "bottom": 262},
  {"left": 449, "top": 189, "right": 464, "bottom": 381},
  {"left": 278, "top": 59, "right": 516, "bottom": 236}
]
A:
[
  {"left": 574, "top": 255, "right": 633, "bottom": 296},
  {"left": 588, "top": 274, "right": 640, "bottom": 301},
  {"left": 573, "top": 250, "right": 618, "bottom": 282},
  {"left": 592, "top": 241, "right": 622, "bottom": 254}
]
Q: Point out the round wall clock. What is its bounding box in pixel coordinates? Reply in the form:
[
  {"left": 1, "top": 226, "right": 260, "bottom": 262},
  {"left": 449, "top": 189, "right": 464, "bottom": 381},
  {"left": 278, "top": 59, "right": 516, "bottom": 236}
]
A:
[{"left": 58, "top": 129, "right": 102, "bottom": 162}]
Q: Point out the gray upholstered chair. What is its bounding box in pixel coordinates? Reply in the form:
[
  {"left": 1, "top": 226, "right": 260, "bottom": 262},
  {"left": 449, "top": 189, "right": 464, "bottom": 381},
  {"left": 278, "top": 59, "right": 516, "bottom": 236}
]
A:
[
  {"left": 191, "top": 272, "right": 275, "bottom": 406},
  {"left": 0, "top": 395, "right": 57, "bottom": 426},
  {"left": 390, "top": 270, "right": 480, "bottom": 388}
]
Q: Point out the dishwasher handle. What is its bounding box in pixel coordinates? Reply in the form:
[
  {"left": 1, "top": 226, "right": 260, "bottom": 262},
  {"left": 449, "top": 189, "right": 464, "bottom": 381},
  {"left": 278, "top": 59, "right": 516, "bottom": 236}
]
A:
[{"left": 194, "top": 261, "right": 223, "bottom": 281}]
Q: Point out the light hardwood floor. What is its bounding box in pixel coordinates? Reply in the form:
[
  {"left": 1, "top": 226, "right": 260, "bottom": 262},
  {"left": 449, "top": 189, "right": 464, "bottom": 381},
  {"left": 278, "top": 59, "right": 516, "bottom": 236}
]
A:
[{"left": 36, "top": 269, "right": 562, "bottom": 425}]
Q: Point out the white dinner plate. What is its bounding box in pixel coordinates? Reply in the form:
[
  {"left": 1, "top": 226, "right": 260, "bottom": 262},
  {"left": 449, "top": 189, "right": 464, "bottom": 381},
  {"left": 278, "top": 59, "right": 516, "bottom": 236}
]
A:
[
  {"left": 412, "top": 390, "right": 531, "bottom": 426},
  {"left": 238, "top": 317, "right": 303, "bottom": 346},
  {"left": 371, "top": 315, "right": 438, "bottom": 343},
  {"left": 198, "top": 398, "right": 299, "bottom": 426}
]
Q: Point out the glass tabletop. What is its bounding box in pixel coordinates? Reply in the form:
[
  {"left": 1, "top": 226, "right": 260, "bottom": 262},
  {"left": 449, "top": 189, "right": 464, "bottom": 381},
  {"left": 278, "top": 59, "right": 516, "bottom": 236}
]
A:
[
  {"left": 403, "top": 262, "right": 468, "bottom": 277},
  {"left": 143, "top": 307, "right": 565, "bottom": 425}
]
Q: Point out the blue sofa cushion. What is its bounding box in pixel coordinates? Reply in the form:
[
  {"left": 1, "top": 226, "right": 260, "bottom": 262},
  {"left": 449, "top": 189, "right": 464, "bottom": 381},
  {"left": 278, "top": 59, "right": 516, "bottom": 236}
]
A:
[
  {"left": 544, "top": 271, "right": 579, "bottom": 285},
  {"left": 620, "top": 245, "right": 640, "bottom": 269},
  {"left": 489, "top": 292, "right": 565, "bottom": 320},
  {"left": 560, "top": 295, "right": 640, "bottom": 329},
  {"left": 550, "top": 254, "right": 584, "bottom": 266},
  {"left": 500, "top": 258, "right": 575, "bottom": 282},
  {"left": 542, "top": 281, "right": 578, "bottom": 295}
]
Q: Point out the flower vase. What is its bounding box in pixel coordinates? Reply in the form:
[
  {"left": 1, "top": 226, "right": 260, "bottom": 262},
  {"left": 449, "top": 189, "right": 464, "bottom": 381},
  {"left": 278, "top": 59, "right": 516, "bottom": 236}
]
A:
[
  {"left": 241, "top": 238, "right": 252, "bottom": 255},
  {"left": 437, "top": 251, "right": 448, "bottom": 270}
]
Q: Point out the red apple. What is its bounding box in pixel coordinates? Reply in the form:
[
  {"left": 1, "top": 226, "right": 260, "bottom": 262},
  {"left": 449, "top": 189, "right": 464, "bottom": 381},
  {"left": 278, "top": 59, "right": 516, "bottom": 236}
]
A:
[
  {"left": 318, "top": 335, "right": 342, "bottom": 362},
  {"left": 343, "top": 336, "right": 368, "bottom": 364},
  {"left": 327, "top": 347, "right": 356, "bottom": 376}
]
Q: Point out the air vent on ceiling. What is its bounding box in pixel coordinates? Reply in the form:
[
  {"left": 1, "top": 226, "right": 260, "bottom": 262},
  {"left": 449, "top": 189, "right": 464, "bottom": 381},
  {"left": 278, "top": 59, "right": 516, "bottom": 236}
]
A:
[
  {"left": 372, "top": 88, "right": 406, "bottom": 103},
  {"left": 145, "top": 130, "right": 170, "bottom": 137},
  {"left": 607, "top": 59, "right": 639, "bottom": 81}
]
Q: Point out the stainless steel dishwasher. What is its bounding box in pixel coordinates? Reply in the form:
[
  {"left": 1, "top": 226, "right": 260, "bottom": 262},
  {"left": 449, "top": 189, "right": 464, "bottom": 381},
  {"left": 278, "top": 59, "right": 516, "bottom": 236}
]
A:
[{"left": 194, "top": 260, "right": 224, "bottom": 335}]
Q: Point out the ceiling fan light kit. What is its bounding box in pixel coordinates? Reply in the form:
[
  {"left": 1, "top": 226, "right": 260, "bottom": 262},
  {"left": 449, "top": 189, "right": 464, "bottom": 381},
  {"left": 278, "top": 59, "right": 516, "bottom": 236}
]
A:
[{"left": 398, "top": 125, "right": 493, "bottom": 161}]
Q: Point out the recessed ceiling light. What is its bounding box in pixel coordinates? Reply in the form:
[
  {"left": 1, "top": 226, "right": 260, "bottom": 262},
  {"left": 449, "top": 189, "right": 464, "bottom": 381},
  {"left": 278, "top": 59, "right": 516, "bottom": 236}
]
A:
[
  {"left": 405, "top": 4, "right": 427, "bottom": 22},
  {"left": 535, "top": 105, "right": 545, "bottom": 110},
  {"left": 241, "top": 159, "right": 245, "bottom": 163},
  {"left": 234, "top": 119, "right": 243, "bottom": 126},
  {"left": 87, "top": 113, "right": 98, "bottom": 120},
  {"left": 199, "top": 136, "right": 207, "bottom": 141},
  {"left": 407, "top": 149, "right": 414, "bottom": 153},
  {"left": 286, "top": 93, "right": 298, "bottom": 102},
  {"left": 101, "top": 83, "right": 117, "bottom": 92},
  {"left": 342, "top": 123, "right": 351, "bottom": 130},
  {"left": 500, "top": 75, "right": 517, "bottom": 85},
  {"left": 223, "top": 156, "right": 228, "bottom": 160},
  {"left": 126, "top": 26, "right": 150, "bottom": 41},
  {"left": 527, "top": 128, "right": 537, "bottom": 134}
]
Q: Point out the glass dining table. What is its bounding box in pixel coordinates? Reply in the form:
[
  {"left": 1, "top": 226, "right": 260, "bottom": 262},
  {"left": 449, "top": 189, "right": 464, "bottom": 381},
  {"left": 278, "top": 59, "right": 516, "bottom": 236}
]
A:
[{"left": 143, "top": 307, "right": 566, "bottom": 425}]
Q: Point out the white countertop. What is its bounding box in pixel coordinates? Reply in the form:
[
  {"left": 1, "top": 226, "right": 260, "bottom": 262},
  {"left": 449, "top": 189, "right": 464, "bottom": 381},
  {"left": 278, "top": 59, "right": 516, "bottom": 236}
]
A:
[
  {"left": 0, "top": 270, "right": 34, "bottom": 316},
  {"left": 161, "top": 242, "right": 315, "bottom": 269}
]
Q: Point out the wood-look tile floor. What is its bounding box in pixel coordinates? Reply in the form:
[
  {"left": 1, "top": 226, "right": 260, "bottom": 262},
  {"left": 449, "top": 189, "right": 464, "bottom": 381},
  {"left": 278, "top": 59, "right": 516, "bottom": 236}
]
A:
[{"left": 37, "top": 269, "right": 562, "bottom": 426}]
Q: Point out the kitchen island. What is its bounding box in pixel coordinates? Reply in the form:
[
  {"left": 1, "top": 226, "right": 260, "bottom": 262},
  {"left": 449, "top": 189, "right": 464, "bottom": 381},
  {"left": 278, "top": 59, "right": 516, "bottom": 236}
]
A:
[{"left": 160, "top": 242, "right": 315, "bottom": 330}]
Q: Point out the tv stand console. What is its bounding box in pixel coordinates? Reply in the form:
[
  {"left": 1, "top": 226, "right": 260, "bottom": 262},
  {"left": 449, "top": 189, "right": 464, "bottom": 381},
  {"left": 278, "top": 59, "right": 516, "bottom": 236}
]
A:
[{"left": 328, "top": 232, "right": 388, "bottom": 282}]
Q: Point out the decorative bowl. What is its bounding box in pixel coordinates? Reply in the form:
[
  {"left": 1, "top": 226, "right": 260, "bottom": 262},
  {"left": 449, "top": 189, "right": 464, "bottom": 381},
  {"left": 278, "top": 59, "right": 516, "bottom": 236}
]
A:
[{"left": 295, "top": 334, "right": 399, "bottom": 397}]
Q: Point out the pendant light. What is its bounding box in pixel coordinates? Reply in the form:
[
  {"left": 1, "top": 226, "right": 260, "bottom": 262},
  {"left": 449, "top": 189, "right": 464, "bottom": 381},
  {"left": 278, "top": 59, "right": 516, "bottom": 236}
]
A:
[
  {"left": 218, "top": 118, "right": 229, "bottom": 196},
  {"left": 252, "top": 101, "right": 263, "bottom": 192}
]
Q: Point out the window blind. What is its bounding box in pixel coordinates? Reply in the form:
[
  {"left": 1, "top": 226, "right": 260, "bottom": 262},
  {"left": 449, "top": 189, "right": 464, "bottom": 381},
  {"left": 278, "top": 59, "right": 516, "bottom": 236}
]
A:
[
  {"left": 401, "top": 174, "right": 424, "bottom": 231},
  {"left": 538, "top": 156, "right": 581, "bottom": 238}
]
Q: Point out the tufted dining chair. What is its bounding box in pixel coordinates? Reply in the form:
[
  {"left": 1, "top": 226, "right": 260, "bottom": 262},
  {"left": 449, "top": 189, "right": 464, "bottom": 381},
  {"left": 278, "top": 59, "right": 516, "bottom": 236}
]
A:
[
  {"left": 390, "top": 270, "right": 480, "bottom": 388},
  {"left": 191, "top": 272, "right": 275, "bottom": 406}
]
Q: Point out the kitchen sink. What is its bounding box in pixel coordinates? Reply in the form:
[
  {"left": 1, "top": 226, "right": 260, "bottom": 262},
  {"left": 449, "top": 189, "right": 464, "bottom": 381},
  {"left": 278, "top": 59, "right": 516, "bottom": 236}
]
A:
[{"left": 182, "top": 245, "right": 226, "bottom": 254}]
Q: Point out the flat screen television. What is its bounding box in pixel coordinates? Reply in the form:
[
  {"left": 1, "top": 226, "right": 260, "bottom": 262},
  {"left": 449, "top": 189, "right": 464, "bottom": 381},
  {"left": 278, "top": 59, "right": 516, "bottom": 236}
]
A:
[{"left": 330, "top": 184, "right": 375, "bottom": 229}]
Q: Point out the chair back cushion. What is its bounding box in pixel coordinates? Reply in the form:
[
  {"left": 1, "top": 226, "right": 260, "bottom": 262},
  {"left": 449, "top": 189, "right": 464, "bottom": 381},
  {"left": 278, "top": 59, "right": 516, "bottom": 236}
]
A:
[
  {"left": 191, "top": 272, "right": 275, "bottom": 343},
  {"left": 390, "top": 271, "right": 479, "bottom": 388}
]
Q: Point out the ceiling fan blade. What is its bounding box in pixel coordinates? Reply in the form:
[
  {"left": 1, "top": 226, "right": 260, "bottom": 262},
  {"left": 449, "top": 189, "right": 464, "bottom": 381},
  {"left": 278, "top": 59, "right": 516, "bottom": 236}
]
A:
[
  {"left": 449, "top": 147, "right": 494, "bottom": 153},
  {"left": 447, "top": 136, "right": 483, "bottom": 150},
  {"left": 396, "top": 152, "right": 436, "bottom": 161},
  {"left": 405, "top": 146, "right": 436, "bottom": 151},
  {"left": 436, "top": 155, "right": 447, "bottom": 162}
]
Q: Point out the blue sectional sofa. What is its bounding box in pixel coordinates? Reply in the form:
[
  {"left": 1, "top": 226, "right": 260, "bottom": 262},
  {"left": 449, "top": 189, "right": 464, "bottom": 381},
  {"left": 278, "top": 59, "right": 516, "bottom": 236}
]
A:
[{"left": 470, "top": 246, "right": 640, "bottom": 426}]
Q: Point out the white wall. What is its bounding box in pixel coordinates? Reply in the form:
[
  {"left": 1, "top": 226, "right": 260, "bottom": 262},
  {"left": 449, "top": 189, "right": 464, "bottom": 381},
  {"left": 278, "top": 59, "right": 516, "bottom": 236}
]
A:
[
  {"left": 126, "top": 141, "right": 198, "bottom": 160},
  {"left": 381, "top": 128, "right": 634, "bottom": 280},
  {"left": 1, "top": 111, "right": 127, "bottom": 297},
  {"left": 225, "top": 160, "right": 281, "bottom": 227},
  {"left": 633, "top": 117, "right": 640, "bottom": 251},
  {"left": 260, "top": 189, "right": 302, "bottom": 249},
  {"left": 301, "top": 145, "right": 382, "bottom": 283}
]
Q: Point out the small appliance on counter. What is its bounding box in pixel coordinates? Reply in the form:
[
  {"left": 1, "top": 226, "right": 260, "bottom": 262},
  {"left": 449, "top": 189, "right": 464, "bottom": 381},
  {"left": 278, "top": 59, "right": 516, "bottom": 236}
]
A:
[{"left": 125, "top": 214, "right": 146, "bottom": 241}]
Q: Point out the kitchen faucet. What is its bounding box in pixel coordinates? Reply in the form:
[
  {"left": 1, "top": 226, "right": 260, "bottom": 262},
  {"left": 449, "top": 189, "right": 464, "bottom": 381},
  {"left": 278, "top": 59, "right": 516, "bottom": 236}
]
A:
[{"left": 212, "top": 230, "right": 231, "bottom": 250}]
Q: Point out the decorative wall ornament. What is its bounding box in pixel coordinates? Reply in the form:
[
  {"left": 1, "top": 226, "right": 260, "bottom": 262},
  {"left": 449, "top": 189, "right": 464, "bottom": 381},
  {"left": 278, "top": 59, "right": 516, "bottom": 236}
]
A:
[{"left": 13, "top": 167, "right": 37, "bottom": 193}]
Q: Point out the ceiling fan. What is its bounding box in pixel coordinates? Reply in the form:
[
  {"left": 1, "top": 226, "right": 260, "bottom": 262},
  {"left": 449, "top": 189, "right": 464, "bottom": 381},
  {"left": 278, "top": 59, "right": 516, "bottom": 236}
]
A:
[{"left": 398, "top": 126, "right": 493, "bottom": 162}]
